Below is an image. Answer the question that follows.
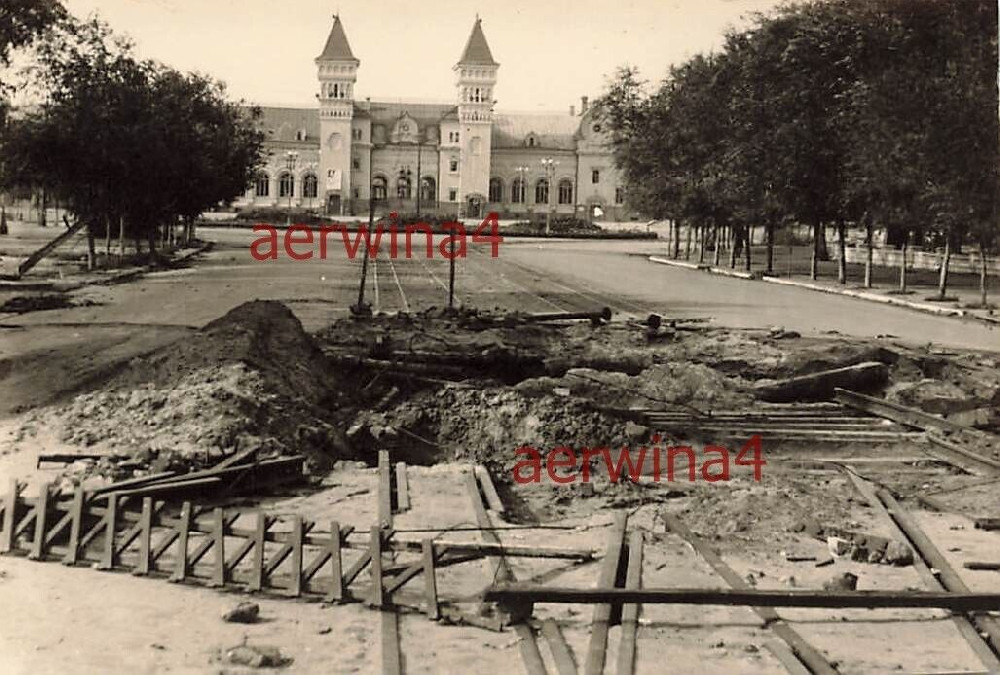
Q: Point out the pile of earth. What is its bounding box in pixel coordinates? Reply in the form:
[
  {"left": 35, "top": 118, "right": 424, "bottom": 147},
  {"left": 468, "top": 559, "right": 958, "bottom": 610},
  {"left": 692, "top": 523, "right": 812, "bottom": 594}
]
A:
[
  {"left": 25, "top": 300, "right": 352, "bottom": 472},
  {"left": 352, "top": 386, "right": 631, "bottom": 466}
]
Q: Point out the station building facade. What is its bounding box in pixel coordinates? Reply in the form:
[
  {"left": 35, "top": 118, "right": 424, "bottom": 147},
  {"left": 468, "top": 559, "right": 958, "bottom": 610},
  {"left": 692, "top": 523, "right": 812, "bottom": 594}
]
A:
[{"left": 234, "top": 16, "right": 632, "bottom": 221}]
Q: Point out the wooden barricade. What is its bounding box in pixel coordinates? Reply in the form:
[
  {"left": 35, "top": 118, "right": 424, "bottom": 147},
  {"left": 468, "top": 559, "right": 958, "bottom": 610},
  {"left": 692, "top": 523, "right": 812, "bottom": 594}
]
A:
[{"left": 0, "top": 479, "right": 453, "bottom": 611}]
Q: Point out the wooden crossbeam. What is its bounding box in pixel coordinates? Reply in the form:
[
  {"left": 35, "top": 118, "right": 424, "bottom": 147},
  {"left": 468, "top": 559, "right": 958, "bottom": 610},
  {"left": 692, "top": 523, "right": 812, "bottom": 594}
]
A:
[
  {"left": 616, "top": 530, "right": 643, "bottom": 675},
  {"left": 29, "top": 483, "right": 51, "bottom": 560},
  {"left": 660, "top": 512, "right": 836, "bottom": 675},
  {"left": 583, "top": 511, "right": 628, "bottom": 675},
  {"left": 0, "top": 479, "right": 21, "bottom": 553},
  {"left": 541, "top": 619, "right": 577, "bottom": 675}
]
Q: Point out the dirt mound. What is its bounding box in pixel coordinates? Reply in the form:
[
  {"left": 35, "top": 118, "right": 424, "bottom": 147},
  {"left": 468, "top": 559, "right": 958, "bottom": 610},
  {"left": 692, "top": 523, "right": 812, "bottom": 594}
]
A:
[
  {"left": 515, "top": 362, "right": 752, "bottom": 411},
  {"left": 354, "top": 386, "right": 630, "bottom": 466},
  {"left": 25, "top": 301, "right": 349, "bottom": 471},
  {"left": 110, "top": 300, "right": 331, "bottom": 402}
]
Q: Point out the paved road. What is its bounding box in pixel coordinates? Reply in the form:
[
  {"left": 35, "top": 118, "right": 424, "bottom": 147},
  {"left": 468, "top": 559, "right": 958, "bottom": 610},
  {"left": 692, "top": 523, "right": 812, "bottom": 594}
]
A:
[{"left": 1, "top": 226, "right": 997, "bottom": 414}]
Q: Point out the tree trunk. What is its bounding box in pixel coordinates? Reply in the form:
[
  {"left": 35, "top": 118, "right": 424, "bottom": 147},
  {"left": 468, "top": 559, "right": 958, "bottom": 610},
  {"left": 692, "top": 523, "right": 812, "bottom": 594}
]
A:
[
  {"left": 86, "top": 221, "right": 96, "bottom": 271},
  {"left": 118, "top": 216, "right": 125, "bottom": 262},
  {"left": 744, "top": 225, "right": 752, "bottom": 272},
  {"left": 937, "top": 235, "right": 951, "bottom": 300},
  {"left": 837, "top": 219, "right": 847, "bottom": 285},
  {"left": 864, "top": 215, "right": 873, "bottom": 289},
  {"left": 817, "top": 222, "right": 829, "bottom": 260},
  {"left": 684, "top": 224, "right": 691, "bottom": 260},
  {"left": 38, "top": 189, "right": 46, "bottom": 227},
  {"left": 673, "top": 221, "right": 681, "bottom": 259},
  {"left": 765, "top": 222, "right": 774, "bottom": 275},
  {"left": 730, "top": 228, "right": 739, "bottom": 268},
  {"left": 980, "top": 248, "right": 989, "bottom": 307},
  {"left": 810, "top": 220, "right": 820, "bottom": 280},
  {"left": 698, "top": 224, "right": 706, "bottom": 263},
  {"left": 104, "top": 215, "right": 111, "bottom": 259},
  {"left": 899, "top": 230, "right": 908, "bottom": 293},
  {"left": 713, "top": 223, "right": 721, "bottom": 266},
  {"left": 188, "top": 217, "right": 196, "bottom": 244}
]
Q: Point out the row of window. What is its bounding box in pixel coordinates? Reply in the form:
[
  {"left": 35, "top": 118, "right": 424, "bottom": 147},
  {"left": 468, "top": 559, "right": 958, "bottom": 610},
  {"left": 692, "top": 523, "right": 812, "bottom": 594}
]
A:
[
  {"left": 254, "top": 173, "right": 319, "bottom": 199},
  {"left": 253, "top": 172, "right": 623, "bottom": 205}
]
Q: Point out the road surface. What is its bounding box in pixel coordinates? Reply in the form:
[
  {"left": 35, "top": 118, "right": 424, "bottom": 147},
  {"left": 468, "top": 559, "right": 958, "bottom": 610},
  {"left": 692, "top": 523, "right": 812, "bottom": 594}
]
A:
[{"left": 1, "top": 227, "right": 996, "bottom": 415}]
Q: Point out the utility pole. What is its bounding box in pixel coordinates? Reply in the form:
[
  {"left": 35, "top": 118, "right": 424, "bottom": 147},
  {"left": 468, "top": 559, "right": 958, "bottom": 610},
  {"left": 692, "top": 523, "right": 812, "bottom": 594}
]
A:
[
  {"left": 541, "top": 157, "right": 558, "bottom": 236},
  {"left": 415, "top": 139, "right": 422, "bottom": 218},
  {"left": 285, "top": 151, "right": 298, "bottom": 228}
]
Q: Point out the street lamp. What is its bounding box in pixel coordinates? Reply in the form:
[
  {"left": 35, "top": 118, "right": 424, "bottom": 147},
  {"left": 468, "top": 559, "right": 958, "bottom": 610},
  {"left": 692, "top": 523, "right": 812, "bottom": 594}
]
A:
[
  {"left": 540, "top": 157, "right": 558, "bottom": 236},
  {"left": 285, "top": 151, "right": 298, "bottom": 227},
  {"left": 515, "top": 165, "right": 530, "bottom": 215}
]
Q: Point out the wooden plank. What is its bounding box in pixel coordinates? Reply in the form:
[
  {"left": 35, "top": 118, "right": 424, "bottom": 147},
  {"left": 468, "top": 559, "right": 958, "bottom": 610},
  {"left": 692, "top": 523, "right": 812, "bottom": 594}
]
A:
[
  {"left": 464, "top": 470, "right": 514, "bottom": 584},
  {"left": 475, "top": 465, "right": 506, "bottom": 513},
  {"left": 927, "top": 434, "right": 1000, "bottom": 476},
  {"left": 423, "top": 538, "right": 439, "bottom": 620},
  {"left": 395, "top": 462, "right": 410, "bottom": 512},
  {"left": 114, "top": 500, "right": 165, "bottom": 559},
  {"left": 170, "top": 502, "right": 192, "bottom": 582},
  {"left": 370, "top": 526, "right": 385, "bottom": 607},
  {"left": 514, "top": 623, "right": 548, "bottom": 675},
  {"left": 0, "top": 479, "right": 20, "bottom": 553},
  {"left": 289, "top": 515, "right": 303, "bottom": 597},
  {"left": 380, "top": 610, "right": 402, "bottom": 675},
  {"left": 661, "top": 512, "right": 836, "bottom": 675},
  {"left": 834, "top": 388, "right": 969, "bottom": 433},
  {"left": 209, "top": 507, "right": 225, "bottom": 587},
  {"left": 150, "top": 528, "right": 180, "bottom": 564},
  {"left": 134, "top": 497, "right": 154, "bottom": 575},
  {"left": 541, "top": 619, "right": 577, "bottom": 675},
  {"left": 378, "top": 450, "right": 392, "bottom": 528},
  {"left": 97, "top": 494, "right": 119, "bottom": 571},
  {"left": 261, "top": 521, "right": 315, "bottom": 580},
  {"left": 29, "top": 483, "right": 51, "bottom": 560},
  {"left": 616, "top": 530, "right": 643, "bottom": 675},
  {"left": 583, "top": 511, "right": 628, "bottom": 675},
  {"left": 764, "top": 640, "right": 812, "bottom": 675},
  {"left": 62, "top": 486, "right": 85, "bottom": 565},
  {"left": 486, "top": 586, "right": 1000, "bottom": 611},
  {"left": 876, "top": 488, "right": 1000, "bottom": 659},
  {"left": 321, "top": 521, "right": 345, "bottom": 602},
  {"left": 384, "top": 557, "right": 428, "bottom": 595},
  {"left": 249, "top": 511, "right": 269, "bottom": 592}
]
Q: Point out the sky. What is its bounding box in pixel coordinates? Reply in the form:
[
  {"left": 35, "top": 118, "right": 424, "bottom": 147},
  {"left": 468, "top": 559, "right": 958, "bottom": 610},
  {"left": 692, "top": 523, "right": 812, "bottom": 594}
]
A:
[{"left": 61, "top": 0, "right": 788, "bottom": 112}]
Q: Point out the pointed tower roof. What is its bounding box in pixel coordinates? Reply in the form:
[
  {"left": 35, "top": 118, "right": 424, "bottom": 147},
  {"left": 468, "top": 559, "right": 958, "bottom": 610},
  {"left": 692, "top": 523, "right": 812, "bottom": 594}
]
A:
[
  {"left": 317, "top": 15, "right": 358, "bottom": 62},
  {"left": 457, "top": 18, "right": 498, "bottom": 66}
]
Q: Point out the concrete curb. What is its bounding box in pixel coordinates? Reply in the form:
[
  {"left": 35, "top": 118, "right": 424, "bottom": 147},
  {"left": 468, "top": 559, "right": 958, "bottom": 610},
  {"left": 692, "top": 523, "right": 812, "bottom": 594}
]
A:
[{"left": 648, "top": 255, "right": 998, "bottom": 326}]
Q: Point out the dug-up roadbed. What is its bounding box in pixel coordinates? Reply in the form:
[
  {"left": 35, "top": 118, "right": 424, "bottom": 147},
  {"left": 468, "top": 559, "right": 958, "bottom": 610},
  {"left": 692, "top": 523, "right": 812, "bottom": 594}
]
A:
[{"left": 1, "top": 299, "right": 1000, "bottom": 673}]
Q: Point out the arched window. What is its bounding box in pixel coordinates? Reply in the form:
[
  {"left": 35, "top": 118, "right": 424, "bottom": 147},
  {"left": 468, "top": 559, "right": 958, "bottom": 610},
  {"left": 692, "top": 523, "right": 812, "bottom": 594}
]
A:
[
  {"left": 372, "top": 176, "right": 388, "bottom": 201},
  {"left": 558, "top": 179, "right": 573, "bottom": 205},
  {"left": 511, "top": 178, "right": 526, "bottom": 204},
  {"left": 397, "top": 175, "right": 412, "bottom": 200},
  {"left": 488, "top": 177, "right": 504, "bottom": 203},
  {"left": 420, "top": 177, "right": 436, "bottom": 202},
  {"left": 255, "top": 173, "right": 270, "bottom": 197},
  {"left": 279, "top": 172, "right": 294, "bottom": 198},
  {"left": 302, "top": 174, "right": 318, "bottom": 199},
  {"left": 535, "top": 178, "right": 549, "bottom": 205}
]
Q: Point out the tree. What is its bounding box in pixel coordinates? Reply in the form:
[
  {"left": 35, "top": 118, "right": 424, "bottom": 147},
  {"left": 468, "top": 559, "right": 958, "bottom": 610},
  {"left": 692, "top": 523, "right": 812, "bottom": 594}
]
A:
[{"left": 2, "top": 17, "right": 265, "bottom": 261}]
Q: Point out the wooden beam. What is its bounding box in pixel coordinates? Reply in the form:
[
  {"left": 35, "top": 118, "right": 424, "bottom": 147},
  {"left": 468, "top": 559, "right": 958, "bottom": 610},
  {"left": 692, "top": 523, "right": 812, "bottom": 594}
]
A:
[
  {"left": 97, "top": 494, "right": 119, "bottom": 571},
  {"left": 541, "top": 619, "right": 577, "bottom": 675},
  {"left": 583, "top": 511, "right": 628, "bottom": 675},
  {"left": 661, "top": 512, "right": 836, "bottom": 675},
  {"left": 423, "top": 538, "right": 439, "bottom": 620},
  {"left": 133, "top": 497, "right": 154, "bottom": 575},
  {"left": 62, "top": 486, "right": 85, "bottom": 566},
  {"left": 0, "top": 479, "right": 20, "bottom": 553},
  {"left": 514, "top": 623, "right": 548, "bottom": 675},
  {"left": 209, "top": 507, "right": 225, "bottom": 587},
  {"left": 29, "top": 483, "right": 51, "bottom": 560},
  {"left": 616, "top": 530, "right": 643, "bottom": 675},
  {"left": 380, "top": 610, "right": 402, "bottom": 675},
  {"left": 322, "top": 521, "right": 345, "bottom": 602},
  {"left": 464, "top": 470, "right": 514, "bottom": 584},
  {"left": 249, "top": 511, "right": 269, "bottom": 592},
  {"left": 289, "top": 515, "right": 304, "bottom": 597},
  {"left": 395, "top": 462, "right": 410, "bottom": 512},
  {"left": 485, "top": 586, "right": 1000, "bottom": 611},
  {"left": 834, "top": 388, "right": 968, "bottom": 433},
  {"left": 170, "top": 502, "right": 192, "bottom": 582},
  {"left": 378, "top": 450, "right": 392, "bottom": 528},
  {"left": 475, "top": 465, "right": 506, "bottom": 513}
]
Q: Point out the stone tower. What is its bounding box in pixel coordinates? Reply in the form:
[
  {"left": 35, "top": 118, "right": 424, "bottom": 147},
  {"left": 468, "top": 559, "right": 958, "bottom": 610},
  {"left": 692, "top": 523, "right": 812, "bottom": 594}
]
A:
[
  {"left": 454, "top": 18, "right": 498, "bottom": 217},
  {"left": 316, "top": 15, "right": 358, "bottom": 215}
]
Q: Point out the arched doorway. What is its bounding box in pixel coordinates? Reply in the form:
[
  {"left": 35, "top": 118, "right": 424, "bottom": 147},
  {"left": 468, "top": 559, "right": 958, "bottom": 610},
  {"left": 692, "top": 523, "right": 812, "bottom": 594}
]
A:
[{"left": 466, "top": 193, "right": 485, "bottom": 218}]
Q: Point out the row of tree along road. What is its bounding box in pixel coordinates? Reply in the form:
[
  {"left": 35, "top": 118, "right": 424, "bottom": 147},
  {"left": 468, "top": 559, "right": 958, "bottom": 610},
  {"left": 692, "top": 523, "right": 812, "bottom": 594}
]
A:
[
  {"left": 0, "top": 2, "right": 265, "bottom": 267},
  {"left": 596, "top": 0, "right": 997, "bottom": 304}
]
